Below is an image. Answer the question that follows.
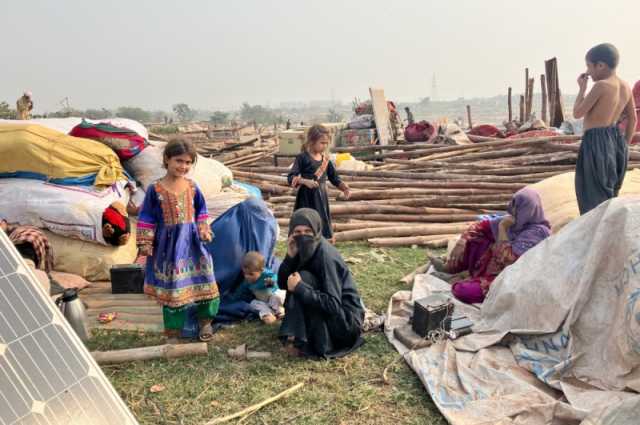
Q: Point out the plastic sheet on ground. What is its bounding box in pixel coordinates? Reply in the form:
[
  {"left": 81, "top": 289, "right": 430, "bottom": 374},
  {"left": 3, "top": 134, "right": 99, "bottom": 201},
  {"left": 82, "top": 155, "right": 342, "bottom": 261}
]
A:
[{"left": 385, "top": 198, "right": 640, "bottom": 424}]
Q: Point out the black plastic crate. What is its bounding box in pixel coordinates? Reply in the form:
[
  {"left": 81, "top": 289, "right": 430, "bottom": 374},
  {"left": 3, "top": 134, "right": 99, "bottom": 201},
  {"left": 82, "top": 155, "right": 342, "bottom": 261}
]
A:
[{"left": 110, "top": 264, "right": 144, "bottom": 294}]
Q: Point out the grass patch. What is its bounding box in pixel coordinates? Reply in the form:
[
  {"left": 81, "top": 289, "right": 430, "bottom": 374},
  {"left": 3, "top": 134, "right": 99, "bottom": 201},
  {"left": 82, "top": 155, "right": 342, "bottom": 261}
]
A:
[{"left": 90, "top": 242, "right": 446, "bottom": 424}]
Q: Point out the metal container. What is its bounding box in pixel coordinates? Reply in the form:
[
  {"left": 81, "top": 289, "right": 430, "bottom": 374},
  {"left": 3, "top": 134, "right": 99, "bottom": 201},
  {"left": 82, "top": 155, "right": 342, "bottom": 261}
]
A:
[
  {"left": 412, "top": 294, "right": 454, "bottom": 337},
  {"left": 55, "top": 288, "right": 90, "bottom": 342}
]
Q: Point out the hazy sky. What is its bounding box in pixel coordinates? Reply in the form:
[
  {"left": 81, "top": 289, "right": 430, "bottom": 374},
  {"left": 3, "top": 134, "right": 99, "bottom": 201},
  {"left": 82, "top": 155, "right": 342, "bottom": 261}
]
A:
[{"left": 3, "top": 0, "right": 639, "bottom": 113}]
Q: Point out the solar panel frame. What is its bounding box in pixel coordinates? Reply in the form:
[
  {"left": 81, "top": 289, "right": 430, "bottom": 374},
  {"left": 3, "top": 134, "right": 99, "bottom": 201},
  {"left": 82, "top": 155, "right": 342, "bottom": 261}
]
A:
[{"left": 0, "top": 229, "right": 138, "bottom": 425}]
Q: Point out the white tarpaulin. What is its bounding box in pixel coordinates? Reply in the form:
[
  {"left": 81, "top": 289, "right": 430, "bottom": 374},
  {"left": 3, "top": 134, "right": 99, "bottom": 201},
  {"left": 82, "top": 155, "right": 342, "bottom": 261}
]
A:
[
  {"left": 0, "top": 117, "right": 149, "bottom": 140},
  {"left": 0, "top": 178, "right": 130, "bottom": 245},
  {"left": 124, "top": 142, "right": 232, "bottom": 200},
  {"left": 386, "top": 197, "right": 640, "bottom": 424}
]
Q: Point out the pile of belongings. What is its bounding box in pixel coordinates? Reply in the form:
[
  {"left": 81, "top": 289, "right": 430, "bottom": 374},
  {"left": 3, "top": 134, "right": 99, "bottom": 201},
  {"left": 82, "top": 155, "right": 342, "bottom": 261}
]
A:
[
  {"left": 405, "top": 120, "right": 471, "bottom": 145},
  {"left": 386, "top": 196, "right": 640, "bottom": 425},
  {"left": 0, "top": 118, "right": 255, "bottom": 282},
  {"left": 468, "top": 119, "right": 562, "bottom": 141}
]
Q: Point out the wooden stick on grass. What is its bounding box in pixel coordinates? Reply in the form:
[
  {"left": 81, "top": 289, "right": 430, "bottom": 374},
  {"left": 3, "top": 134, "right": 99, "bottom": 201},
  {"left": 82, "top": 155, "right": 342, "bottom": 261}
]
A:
[{"left": 205, "top": 382, "right": 304, "bottom": 424}]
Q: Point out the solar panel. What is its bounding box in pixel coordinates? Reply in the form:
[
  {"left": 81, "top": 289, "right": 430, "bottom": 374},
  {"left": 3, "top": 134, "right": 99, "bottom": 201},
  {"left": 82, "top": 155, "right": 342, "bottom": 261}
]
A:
[{"left": 0, "top": 230, "right": 138, "bottom": 425}]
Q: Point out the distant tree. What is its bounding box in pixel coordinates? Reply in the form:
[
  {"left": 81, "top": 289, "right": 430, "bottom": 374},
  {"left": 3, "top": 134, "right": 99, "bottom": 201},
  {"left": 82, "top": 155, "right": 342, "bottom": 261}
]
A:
[
  {"left": 240, "top": 102, "right": 275, "bottom": 124},
  {"left": 209, "top": 111, "right": 229, "bottom": 125},
  {"left": 116, "top": 106, "right": 152, "bottom": 123},
  {"left": 84, "top": 108, "right": 112, "bottom": 119},
  {"left": 150, "top": 110, "right": 169, "bottom": 123},
  {"left": 0, "top": 101, "right": 16, "bottom": 119},
  {"left": 48, "top": 108, "right": 84, "bottom": 118},
  {"left": 173, "top": 103, "right": 196, "bottom": 122},
  {"left": 327, "top": 108, "right": 343, "bottom": 122}
]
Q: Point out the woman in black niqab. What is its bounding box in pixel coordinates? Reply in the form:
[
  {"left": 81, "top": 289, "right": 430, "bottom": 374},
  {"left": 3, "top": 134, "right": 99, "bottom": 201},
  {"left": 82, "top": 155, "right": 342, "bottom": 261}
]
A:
[{"left": 278, "top": 208, "right": 365, "bottom": 358}]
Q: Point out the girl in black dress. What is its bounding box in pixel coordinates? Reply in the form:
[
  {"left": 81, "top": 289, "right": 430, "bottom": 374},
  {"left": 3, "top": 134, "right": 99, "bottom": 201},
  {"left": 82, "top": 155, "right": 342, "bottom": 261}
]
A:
[{"left": 287, "top": 125, "right": 350, "bottom": 242}]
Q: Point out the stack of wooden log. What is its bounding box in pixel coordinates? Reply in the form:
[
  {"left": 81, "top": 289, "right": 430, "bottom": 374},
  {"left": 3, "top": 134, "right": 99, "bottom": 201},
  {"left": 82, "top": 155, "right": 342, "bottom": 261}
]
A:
[
  {"left": 194, "top": 135, "right": 279, "bottom": 167},
  {"left": 229, "top": 134, "right": 640, "bottom": 247}
]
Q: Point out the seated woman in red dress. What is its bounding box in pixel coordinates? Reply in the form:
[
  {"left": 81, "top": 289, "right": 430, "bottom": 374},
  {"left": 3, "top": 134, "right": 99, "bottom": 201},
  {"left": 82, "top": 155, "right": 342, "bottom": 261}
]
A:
[{"left": 432, "top": 188, "right": 551, "bottom": 304}]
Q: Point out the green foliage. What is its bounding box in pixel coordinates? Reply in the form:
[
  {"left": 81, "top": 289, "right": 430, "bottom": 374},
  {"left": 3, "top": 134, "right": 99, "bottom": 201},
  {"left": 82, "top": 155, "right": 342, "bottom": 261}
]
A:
[
  {"left": 0, "top": 102, "right": 15, "bottom": 119},
  {"left": 240, "top": 102, "right": 277, "bottom": 125},
  {"left": 84, "top": 108, "right": 112, "bottom": 119},
  {"left": 152, "top": 125, "right": 180, "bottom": 134},
  {"left": 116, "top": 106, "right": 152, "bottom": 123},
  {"left": 48, "top": 108, "right": 84, "bottom": 118},
  {"left": 173, "top": 103, "right": 196, "bottom": 122},
  {"left": 209, "top": 110, "right": 229, "bottom": 125},
  {"left": 91, "top": 242, "right": 446, "bottom": 424}
]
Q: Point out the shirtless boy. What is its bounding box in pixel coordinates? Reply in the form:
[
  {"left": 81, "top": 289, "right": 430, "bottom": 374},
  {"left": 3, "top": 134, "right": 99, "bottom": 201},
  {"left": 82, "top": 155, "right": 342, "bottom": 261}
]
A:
[{"left": 573, "top": 43, "right": 637, "bottom": 215}]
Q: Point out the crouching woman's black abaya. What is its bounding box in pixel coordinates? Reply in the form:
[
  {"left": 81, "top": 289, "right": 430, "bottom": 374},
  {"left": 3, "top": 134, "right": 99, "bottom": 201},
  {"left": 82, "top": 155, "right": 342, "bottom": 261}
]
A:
[{"left": 278, "top": 208, "right": 365, "bottom": 359}]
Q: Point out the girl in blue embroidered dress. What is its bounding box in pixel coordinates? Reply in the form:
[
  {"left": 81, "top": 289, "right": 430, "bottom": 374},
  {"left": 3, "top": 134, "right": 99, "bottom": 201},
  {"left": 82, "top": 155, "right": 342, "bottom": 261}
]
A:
[{"left": 137, "top": 140, "right": 219, "bottom": 342}]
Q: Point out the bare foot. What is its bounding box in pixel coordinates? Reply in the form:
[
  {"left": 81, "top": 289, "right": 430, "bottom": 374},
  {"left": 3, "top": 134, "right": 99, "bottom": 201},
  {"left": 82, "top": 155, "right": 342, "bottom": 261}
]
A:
[{"left": 429, "top": 256, "right": 449, "bottom": 273}]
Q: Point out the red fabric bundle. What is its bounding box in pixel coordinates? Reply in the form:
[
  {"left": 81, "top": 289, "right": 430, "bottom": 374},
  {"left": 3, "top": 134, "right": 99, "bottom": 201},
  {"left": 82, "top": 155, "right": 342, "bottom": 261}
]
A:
[
  {"left": 70, "top": 120, "right": 147, "bottom": 160},
  {"left": 469, "top": 124, "right": 504, "bottom": 138},
  {"left": 404, "top": 121, "right": 435, "bottom": 142}
]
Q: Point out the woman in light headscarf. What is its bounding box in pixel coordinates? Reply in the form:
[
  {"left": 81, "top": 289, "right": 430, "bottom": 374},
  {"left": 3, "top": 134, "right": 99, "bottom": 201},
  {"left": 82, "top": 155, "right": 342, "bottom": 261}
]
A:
[
  {"left": 432, "top": 188, "right": 551, "bottom": 304},
  {"left": 278, "top": 208, "right": 365, "bottom": 358}
]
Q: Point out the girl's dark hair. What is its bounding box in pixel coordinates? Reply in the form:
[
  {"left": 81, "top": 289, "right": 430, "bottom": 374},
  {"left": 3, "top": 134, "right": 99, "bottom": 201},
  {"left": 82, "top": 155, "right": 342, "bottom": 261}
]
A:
[
  {"left": 302, "top": 124, "right": 330, "bottom": 152},
  {"left": 163, "top": 139, "right": 197, "bottom": 168}
]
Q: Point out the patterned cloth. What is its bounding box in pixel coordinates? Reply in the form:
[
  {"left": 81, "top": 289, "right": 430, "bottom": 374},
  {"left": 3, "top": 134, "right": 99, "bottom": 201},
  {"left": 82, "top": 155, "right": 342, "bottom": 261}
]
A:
[
  {"left": 449, "top": 189, "right": 551, "bottom": 303},
  {"left": 137, "top": 179, "right": 219, "bottom": 308},
  {"left": 8, "top": 225, "right": 53, "bottom": 272},
  {"left": 488, "top": 188, "right": 551, "bottom": 256},
  {"left": 449, "top": 220, "right": 519, "bottom": 303}
]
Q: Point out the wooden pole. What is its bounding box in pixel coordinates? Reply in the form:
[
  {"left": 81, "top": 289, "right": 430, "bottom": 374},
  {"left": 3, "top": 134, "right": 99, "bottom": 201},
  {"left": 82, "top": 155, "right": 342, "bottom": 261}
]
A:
[
  {"left": 91, "top": 343, "right": 208, "bottom": 364},
  {"left": 369, "top": 235, "right": 453, "bottom": 248},
  {"left": 508, "top": 87, "right": 513, "bottom": 122},
  {"left": 466, "top": 105, "right": 473, "bottom": 129},
  {"left": 525, "top": 68, "right": 530, "bottom": 118},
  {"left": 541, "top": 74, "right": 548, "bottom": 125},
  {"left": 545, "top": 57, "right": 565, "bottom": 127},
  {"left": 335, "top": 222, "right": 471, "bottom": 242},
  {"left": 400, "top": 264, "right": 430, "bottom": 284},
  {"left": 526, "top": 78, "right": 535, "bottom": 121},
  {"left": 519, "top": 95, "right": 525, "bottom": 123}
]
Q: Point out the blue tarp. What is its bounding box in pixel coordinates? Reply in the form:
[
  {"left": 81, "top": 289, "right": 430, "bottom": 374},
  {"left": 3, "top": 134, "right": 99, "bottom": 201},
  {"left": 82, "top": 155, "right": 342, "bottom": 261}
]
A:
[
  {"left": 233, "top": 180, "right": 262, "bottom": 199},
  {"left": 181, "top": 197, "right": 279, "bottom": 336}
]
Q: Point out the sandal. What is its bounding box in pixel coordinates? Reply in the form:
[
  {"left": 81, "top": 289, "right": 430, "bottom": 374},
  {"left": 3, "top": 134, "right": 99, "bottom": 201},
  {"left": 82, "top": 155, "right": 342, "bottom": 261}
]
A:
[
  {"left": 165, "top": 329, "right": 181, "bottom": 345},
  {"left": 199, "top": 322, "right": 215, "bottom": 342}
]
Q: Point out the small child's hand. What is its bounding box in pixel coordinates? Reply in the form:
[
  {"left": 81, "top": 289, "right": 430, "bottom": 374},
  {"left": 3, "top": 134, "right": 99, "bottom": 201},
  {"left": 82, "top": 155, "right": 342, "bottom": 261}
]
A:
[
  {"left": 200, "top": 229, "right": 213, "bottom": 243},
  {"left": 287, "top": 272, "right": 301, "bottom": 291},
  {"left": 139, "top": 245, "right": 153, "bottom": 257},
  {"left": 303, "top": 179, "right": 319, "bottom": 189},
  {"left": 577, "top": 73, "right": 589, "bottom": 91},
  {"left": 342, "top": 187, "right": 351, "bottom": 200}
]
